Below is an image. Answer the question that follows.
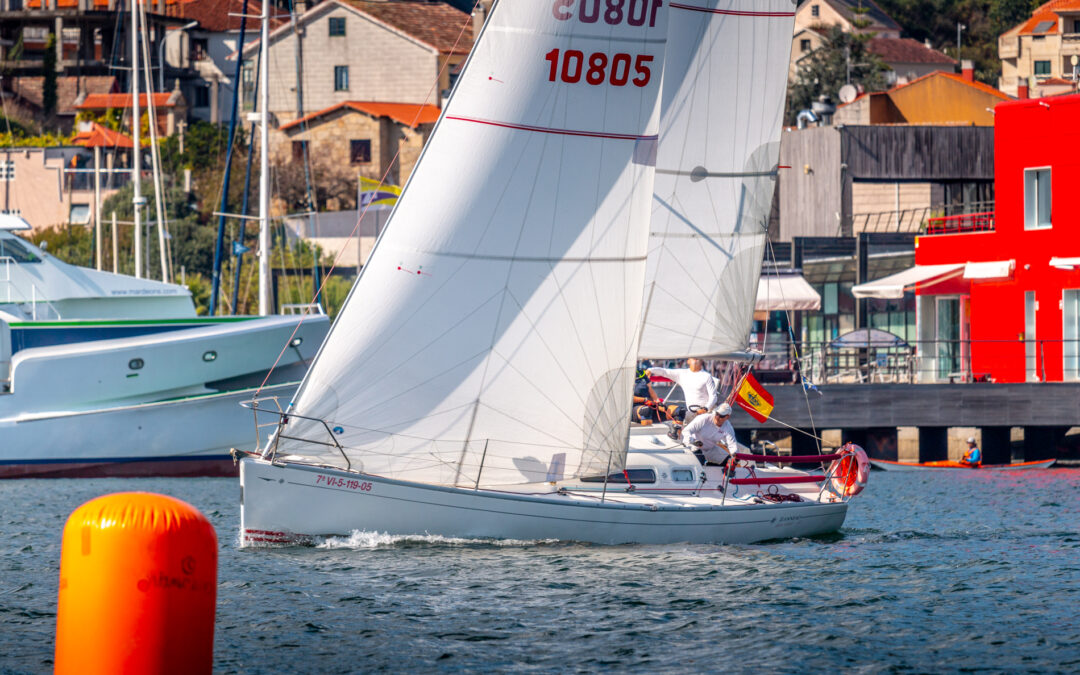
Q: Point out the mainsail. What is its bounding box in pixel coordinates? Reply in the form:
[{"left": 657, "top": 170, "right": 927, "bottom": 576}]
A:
[
  {"left": 274, "top": 1, "right": 669, "bottom": 486},
  {"left": 638, "top": 0, "right": 796, "bottom": 358}
]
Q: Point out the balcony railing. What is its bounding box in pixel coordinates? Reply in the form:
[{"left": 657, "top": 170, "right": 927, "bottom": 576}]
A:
[
  {"left": 924, "top": 211, "right": 995, "bottom": 236},
  {"left": 851, "top": 201, "right": 994, "bottom": 235}
]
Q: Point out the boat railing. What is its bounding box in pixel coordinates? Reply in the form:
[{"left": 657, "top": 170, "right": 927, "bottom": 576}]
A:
[
  {"left": 0, "top": 257, "right": 62, "bottom": 320},
  {"left": 240, "top": 395, "right": 351, "bottom": 471},
  {"left": 281, "top": 303, "right": 326, "bottom": 315}
]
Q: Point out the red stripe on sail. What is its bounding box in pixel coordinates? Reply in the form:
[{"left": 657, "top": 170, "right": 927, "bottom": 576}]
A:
[
  {"left": 445, "top": 116, "right": 656, "bottom": 142},
  {"left": 670, "top": 3, "right": 795, "bottom": 16}
]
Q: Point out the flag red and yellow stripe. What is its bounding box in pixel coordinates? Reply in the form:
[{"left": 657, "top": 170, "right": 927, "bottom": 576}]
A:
[{"left": 735, "top": 372, "right": 774, "bottom": 423}]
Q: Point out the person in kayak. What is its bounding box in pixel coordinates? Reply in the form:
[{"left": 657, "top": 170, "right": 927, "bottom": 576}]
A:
[
  {"left": 681, "top": 403, "right": 737, "bottom": 466},
  {"left": 960, "top": 436, "right": 982, "bottom": 467}
]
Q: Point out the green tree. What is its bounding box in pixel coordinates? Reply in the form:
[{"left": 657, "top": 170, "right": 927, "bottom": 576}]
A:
[
  {"left": 786, "top": 26, "right": 889, "bottom": 125},
  {"left": 42, "top": 33, "right": 57, "bottom": 120}
]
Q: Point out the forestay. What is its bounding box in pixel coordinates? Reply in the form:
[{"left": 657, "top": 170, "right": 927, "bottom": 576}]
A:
[
  {"left": 638, "top": 0, "right": 795, "bottom": 358},
  {"left": 272, "top": 0, "right": 668, "bottom": 487}
]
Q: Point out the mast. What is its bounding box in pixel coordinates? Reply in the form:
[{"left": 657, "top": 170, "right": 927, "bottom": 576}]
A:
[
  {"left": 130, "top": 0, "right": 143, "bottom": 279},
  {"left": 257, "top": 0, "right": 271, "bottom": 315}
]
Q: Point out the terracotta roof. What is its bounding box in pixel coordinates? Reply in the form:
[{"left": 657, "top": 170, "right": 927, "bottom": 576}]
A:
[
  {"left": 280, "top": 101, "right": 441, "bottom": 131},
  {"left": 867, "top": 37, "right": 956, "bottom": 65},
  {"left": 25, "top": 0, "right": 190, "bottom": 8},
  {"left": 1040, "top": 76, "right": 1075, "bottom": 85},
  {"left": 820, "top": 0, "right": 900, "bottom": 31},
  {"left": 1010, "top": 0, "right": 1080, "bottom": 36},
  {"left": 342, "top": 0, "right": 473, "bottom": 55},
  {"left": 10, "top": 76, "right": 117, "bottom": 115},
  {"left": 76, "top": 92, "right": 181, "bottom": 109},
  {"left": 838, "top": 70, "right": 1011, "bottom": 110},
  {"left": 165, "top": 0, "right": 287, "bottom": 33},
  {"left": 72, "top": 122, "right": 135, "bottom": 149}
]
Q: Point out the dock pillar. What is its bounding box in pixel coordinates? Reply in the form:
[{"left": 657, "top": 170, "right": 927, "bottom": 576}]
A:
[
  {"left": 918, "top": 426, "right": 948, "bottom": 463},
  {"left": 980, "top": 426, "right": 1012, "bottom": 465},
  {"left": 1023, "top": 426, "right": 1067, "bottom": 461}
]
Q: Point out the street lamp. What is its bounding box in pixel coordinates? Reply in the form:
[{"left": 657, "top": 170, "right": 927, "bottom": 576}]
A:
[{"left": 159, "top": 21, "right": 200, "bottom": 93}]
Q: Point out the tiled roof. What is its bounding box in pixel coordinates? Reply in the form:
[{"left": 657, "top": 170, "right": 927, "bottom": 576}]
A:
[
  {"left": 165, "top": 0, "right": 287, "bottom": 33},
  {"left": 76, "top": 93, "right": 181, "bottom": 109},
  {"left": 280, "top": 100, "right": 441, "bottom": 130},
  {"left": 11, "top": 76, "right": 117, "bottom": 115},
  {"left": 25, "top": 0, "right": 189, "bottom": 8},
  {"left": 821, "top": 0, "right": 900, "bottom": 31},
  {"left": 72, "top": 122, "right": 135, "bottom": 149},
  {"left": 1010, "top": 0, "right": 1080, "bottom": 35},
  {"left": 838, "top": 70, "right": 1011, "bottom": 110},
  {"left": 867, "top": 37, "right": 956, "bottom": 65},
  {"left": 342, "top": 0, "right": 473, "bottom": 55}
]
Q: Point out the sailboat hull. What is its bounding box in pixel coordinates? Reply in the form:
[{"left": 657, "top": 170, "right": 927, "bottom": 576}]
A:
[{"left": 240, "top": 457, "right": 849, "bottom": 546}]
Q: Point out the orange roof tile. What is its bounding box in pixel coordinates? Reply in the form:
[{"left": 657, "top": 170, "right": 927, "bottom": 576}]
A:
[
  {"left": 25, "top": 0, "right": 191, "bottom": 8},
  {"left": 72, "top": 122, "right": 135, "bottom": 148},
  {"left": 76, "top": 93, "right": 179, "bottom": 109},
  {"left": 867, "top": 37, "right": 955, "bottom": 65},
  {"left": 280, "top": 101, "right": 441, "bottom": 131},
  {"left": 1011, "top": 0, "right": 1080, "bottom": 35},
  {"left": 341, "top": 0, "right": 472, "bottom": 55},
  {"left": 165, "top": 0, "right": 286, "bottom": 32}
]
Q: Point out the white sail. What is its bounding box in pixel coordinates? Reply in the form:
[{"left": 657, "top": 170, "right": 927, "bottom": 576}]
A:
[
  {"left": 638, "top": 0, "right": 795, "bottom": 358},
  {"left": 275, "top": 1, "right": 669, "bottom": 486}
]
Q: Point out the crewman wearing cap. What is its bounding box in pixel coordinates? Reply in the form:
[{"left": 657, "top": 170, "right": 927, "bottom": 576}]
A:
[
  {"left": 960, "top": 436, "right": 982, "bottom": 467},
  {"left": 681, "top": 403, "right": 738, "bottom": 466}
]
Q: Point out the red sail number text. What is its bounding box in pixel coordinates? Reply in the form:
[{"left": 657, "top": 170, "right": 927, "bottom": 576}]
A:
[
  {"left": 552, "top": 0, "right": 663, "bottom": 27},
  {"left": 544, "top": 49, "right": 653, "bottom": 87}
]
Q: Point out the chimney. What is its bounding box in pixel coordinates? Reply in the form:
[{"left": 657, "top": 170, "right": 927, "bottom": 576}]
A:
[{"left": 961, "top": 59, "right": 974, "bottom": 82}]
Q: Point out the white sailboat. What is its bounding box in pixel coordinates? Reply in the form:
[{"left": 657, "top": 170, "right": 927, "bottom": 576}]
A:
[{"left": 239, "top": 0, "right": 869, "bottom": 545}]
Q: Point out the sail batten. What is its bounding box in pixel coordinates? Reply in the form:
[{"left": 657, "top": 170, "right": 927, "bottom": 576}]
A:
[
  {"left": 639, "top": 0, "right": 795, "bottom": 360},
  {"left": 275, "top": 1, "right": 669, "bottom": 487}
]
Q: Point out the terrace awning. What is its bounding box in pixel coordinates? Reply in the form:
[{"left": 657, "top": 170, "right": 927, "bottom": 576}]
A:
[
  {"left": 851, "top": 263, "right": 964, "bottom": 299},
  {"left": 756, "top": 272, "right": 821, "bottom": 311},
  {"left": 963, "top": 260, "right": 1014, "bottom": 280}
]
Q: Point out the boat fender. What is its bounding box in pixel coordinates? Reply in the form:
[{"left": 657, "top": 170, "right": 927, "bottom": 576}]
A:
[{"left": 829, "top": 443, "right": 869, "bottom": 497}]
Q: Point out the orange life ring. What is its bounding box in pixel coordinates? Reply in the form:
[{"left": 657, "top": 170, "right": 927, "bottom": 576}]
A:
[{"left": 829, "top": 443, "right": 869, "bottom": 497}]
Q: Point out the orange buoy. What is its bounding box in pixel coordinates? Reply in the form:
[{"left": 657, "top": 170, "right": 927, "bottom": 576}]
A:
[{"left": 54, "top": 492, "right": 218, "bottom": 675}]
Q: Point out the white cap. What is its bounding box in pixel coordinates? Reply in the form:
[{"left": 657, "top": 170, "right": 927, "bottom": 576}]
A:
[
  {"left": 967, "top": 436, "right": 976, "bottom": 444},
  {"left": 715, "top": 403, "right": 732, "bottom": 416}
]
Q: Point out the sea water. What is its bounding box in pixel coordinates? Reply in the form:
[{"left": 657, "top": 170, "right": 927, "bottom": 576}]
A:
[{"left": 2, "top": 470, "right": 1078, "bottom": 673}]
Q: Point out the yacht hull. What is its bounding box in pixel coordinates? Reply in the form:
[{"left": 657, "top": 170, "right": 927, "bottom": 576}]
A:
[
  {"left": 240, "top": 457, "right": 849, "bottom": 546},
  {"left": 0, "top": 384, "right": 295, "bottom": 478}
]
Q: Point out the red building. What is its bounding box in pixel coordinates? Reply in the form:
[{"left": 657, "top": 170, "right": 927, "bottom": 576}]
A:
[{"left": 910, "top": 94, "right": 1080, "bottom": 383}]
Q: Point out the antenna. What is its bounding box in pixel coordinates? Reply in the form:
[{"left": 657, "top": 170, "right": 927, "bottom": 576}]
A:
[{"left": 838, "top": 84, "right": 858, "bottom": 104}]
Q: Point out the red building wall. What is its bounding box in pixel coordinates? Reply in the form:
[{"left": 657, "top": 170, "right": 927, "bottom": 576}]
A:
[{"left": 915, "top": 94, "right": 1080, "bottom": 382}]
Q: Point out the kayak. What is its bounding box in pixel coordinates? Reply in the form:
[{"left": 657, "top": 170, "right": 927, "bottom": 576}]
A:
[{"left": 869, "top": 459, "right": 1056, "bottom": 471}]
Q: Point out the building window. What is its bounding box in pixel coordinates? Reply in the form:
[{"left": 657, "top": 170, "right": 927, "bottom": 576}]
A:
[
  {"left": 800, "top": 38, "right": 811, "bottom": 52},
  {"left": 1024, "top": 167, "right": 1051, "bottom": 229},
  {"left": 334, "top": 65, "right": 349, "bottom": 92},
  {"left": 193, "top": 85, "right": 210, "bottom": 108},
  {"left": 0, "top": 160, "right": 14, "bottom": 181},
  {"left": 191, "top": 37, "right": 209, "bottom": 61},
  {"left": 350, "top": 140, "right": 371, "bottom": 164},
  {"left": 1034, "top": 60, "right": 1052, "bottom": 77},
  {"left": 811, "top": 4, "right": 819, "bottom": 17},
  {"left": 292, "top": 140, "right": 308, "bottom": 162},
  {"left": 328, "top": 17, "right": 346, "bottom": 36},
  {"left": 241, "top": 60, "right": 255, "bottom": 111},
  {"left": 69, "top": 204, "right": 91, "bottom": 225},
  {"left": 1065, "top": 290, "right": 1080, "bottom": 380}
]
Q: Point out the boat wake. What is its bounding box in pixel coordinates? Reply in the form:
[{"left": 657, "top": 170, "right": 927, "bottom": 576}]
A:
[{"left": 316, "top": 530, "right": 562, "bottom": 550}]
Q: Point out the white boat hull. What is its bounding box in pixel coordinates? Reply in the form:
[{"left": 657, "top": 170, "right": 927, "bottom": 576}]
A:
[
  {"left": 240, "top": 457, "right": 849, "bottom": 546},
  {"left": 0, "top": 384, "right": 294, "bottom": 478}
]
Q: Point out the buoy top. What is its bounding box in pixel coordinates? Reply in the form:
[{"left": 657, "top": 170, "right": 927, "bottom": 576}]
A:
[{"left": 66, "top": 492, "right": 216, "bottom": 539}]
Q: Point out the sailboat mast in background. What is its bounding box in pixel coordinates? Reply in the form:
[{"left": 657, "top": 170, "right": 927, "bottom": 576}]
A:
[
  {"left": 257, "top": 0, "right": 271, "bottom": 315},
  {"left": 130, "top": 0, "right": 143, "bottom": 279}
]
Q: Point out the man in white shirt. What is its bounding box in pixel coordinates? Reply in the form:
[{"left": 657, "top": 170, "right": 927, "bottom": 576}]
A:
[
  {"left": 681, "top": 403, "right": 737, "bottom": 466},
  {"left": 645, "top": 358, "right": 718, "bottom": 412}
]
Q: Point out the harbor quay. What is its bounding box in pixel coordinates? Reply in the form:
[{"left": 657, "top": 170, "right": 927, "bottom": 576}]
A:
[{"left": 731, "top": 382, "right": 1080, "bottom": 465}]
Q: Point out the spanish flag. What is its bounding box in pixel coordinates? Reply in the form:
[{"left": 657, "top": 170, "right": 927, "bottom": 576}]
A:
[{"left": 735, "top": 372, "right": 774, "bottom": 423}]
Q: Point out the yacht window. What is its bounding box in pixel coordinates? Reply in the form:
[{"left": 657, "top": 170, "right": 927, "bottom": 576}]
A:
[
  {"left": 581, "top": 468, "right": 656, "bottom": 484},
  {"left": 0, "top": 235, "right": 41, "bottom": 263},
  {"left": 671, "top": 468, "right": 695, "bottom": 482}
]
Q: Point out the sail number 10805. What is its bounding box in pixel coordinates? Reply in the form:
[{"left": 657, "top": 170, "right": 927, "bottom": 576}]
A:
[{"left": 545, "top": 49, "right": 653, "bottom": 87}]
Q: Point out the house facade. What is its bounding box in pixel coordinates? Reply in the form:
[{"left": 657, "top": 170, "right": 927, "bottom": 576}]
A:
[
  {"left": 912, "top": 94, "right": 1080, "bottom": 383},
  {"left": 999, "top": 0, "right": 1080, "bottom": 97}
]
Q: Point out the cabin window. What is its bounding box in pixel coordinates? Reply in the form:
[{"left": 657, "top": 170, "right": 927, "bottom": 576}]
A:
[
  {"left": 329, "top": 17, "right": 346, "bottom": 36},
  {"left": 0, "top": 234, "right": 40, "bottom": 263},
  {"left": 350, "top": 140, "right": 372, "bottom": 164},
  {"left": 811, "top": 4, "right": 819, "bottom": 17},
  {"left": 1024, "top": 167, "right": 1051, "bottom": 229},
  {"left": 1064, "top": 290, "right": 1080, "bottom": 381},
  {"left": 334, "top": 65, "right": 349, "bottom": 91},
  {"left": 671, "top": 468, "right": 695, "bottom": 482},
  {"left": 1034, "top": 60, "right": 1051, "bottom": 77},
  {"left": 581, "top": 468, "right": 657, "bottom": 484},
  {"left": 800, "top": 38, "right": 811, "bottom": 52},
  {"left": 292, "top": 140, "right": 308, "bottom": 162}
]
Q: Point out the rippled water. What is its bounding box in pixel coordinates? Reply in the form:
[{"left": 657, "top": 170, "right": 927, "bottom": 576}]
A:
[{"left": 2, "top": 469, "right": 1079, "bottom": 673}]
